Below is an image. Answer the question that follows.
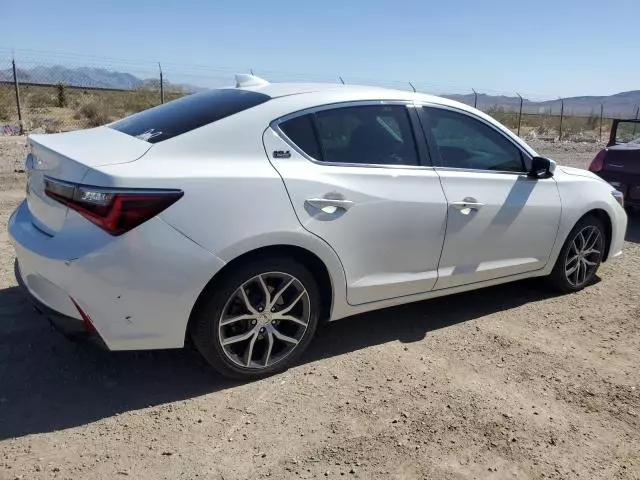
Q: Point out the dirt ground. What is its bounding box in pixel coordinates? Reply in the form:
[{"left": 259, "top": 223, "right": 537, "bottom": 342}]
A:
[{"left": 0, "top": 135, "right": 639, "bottom": 480}]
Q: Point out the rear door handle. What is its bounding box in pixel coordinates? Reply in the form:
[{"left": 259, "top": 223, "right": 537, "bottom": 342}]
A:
[
  {"left": 451, "top": 201, "right": 484, "bottom": 211},
  {"left": 305, "top": 198, "right": 355, "bottom": 212}
]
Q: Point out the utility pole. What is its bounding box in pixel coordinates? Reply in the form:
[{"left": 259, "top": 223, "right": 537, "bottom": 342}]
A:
[
  {"left": 558, "top": 98, "right": 564, "bottom": 141},
  {"left": 158, "top": 63, "right": 164, "bottom": 104},
  {"left": 516, "top": 93, "right": 523, "bottom": 137},
  {"left": 12, "top": 58, "right": 24, "bottom": 134},
  {"left": 599, "top": 104, "right": 604, "bottom": 140}
]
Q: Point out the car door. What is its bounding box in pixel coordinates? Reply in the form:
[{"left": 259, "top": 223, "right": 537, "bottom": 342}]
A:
[
  {"left": 264, "top": 101, "right": 448, "bottom": 305},
  {"left": 417, "top": 105, "right": 562, "bottom": 290}
]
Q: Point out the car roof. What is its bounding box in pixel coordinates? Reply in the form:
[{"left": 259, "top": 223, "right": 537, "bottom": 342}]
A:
[
  {"left": 240, "top": 81, "right": 401, "bottom": 97},
  {"left": 228, "top": 73, "right": 481, "bottom": 109},
  {"left": 236, "top": 79, "right": 447, "bottom": 103}
]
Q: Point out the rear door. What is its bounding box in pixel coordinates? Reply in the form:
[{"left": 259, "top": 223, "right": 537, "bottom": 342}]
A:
[
  {"left": 418, "top": 105, "right": 562, "bottom": 289},
  {"left": 264, "top": 101, "right": 448, "bottom": 305}
]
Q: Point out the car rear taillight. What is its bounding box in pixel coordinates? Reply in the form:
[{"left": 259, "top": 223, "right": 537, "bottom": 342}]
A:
[
  {"left": 44, "top": 177, "right": 183, "bottom": 235},
  {"left": 589, "top": 150, "right": 606, "bottom": 172}
]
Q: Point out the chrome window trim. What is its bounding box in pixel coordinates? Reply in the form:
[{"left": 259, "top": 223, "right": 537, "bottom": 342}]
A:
[
  {"left": 270, "top": 100, "right": 436, "bottom": 171},
  {"left": 416, "top": 102, "right": 534, "bottom": 174},
  {"left": 432, "top": 166, "right": 535, "bottom": 176}
]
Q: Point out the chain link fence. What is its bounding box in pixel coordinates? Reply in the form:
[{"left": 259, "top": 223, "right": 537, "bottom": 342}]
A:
[{"left": 1, "top": 51, "right": 638, "bottom": 141}]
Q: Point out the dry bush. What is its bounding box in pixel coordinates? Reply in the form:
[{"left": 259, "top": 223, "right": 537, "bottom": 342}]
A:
[
  {"left": 0, "top": 87, "right": 16, "bottom": 122},
  {"left": 24, "top": 87, "right": 57, "bottom": 109},
  {"left": 76, "top": 99, "right": 113, "bottom": 127},
  {"left": 486, "top": 107, "right": 519, "bottom": 130}
]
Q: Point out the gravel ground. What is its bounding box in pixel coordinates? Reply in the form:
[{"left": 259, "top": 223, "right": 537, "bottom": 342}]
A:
[{"left": 0, "top": 136, "right": 639, "bottom": 480}]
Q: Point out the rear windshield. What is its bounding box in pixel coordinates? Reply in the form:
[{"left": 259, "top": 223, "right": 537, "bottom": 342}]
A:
[{"left": 109, "top": 89, "right": 270, "bottom": 143}]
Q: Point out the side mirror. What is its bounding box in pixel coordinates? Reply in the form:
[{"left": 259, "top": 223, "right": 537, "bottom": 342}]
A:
[{"left": 528, "top": 156, "right": 555, "bottom": 179}]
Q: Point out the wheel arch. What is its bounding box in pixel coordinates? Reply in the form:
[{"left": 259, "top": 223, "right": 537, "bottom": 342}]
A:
[
  {"left": 187, "top": 244, "right": 337, "bottom": 339},
  {"left": 583, "top": 208, "right": 613, "bottom": 261}
]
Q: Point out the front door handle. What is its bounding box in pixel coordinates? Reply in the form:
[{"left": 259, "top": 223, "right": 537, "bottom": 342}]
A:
[
  {"left": 451, "top": 200, "right": 484, "bottom": 211},
  {"left": 305, "top": 198, "right": 354, "bottom": 212}
]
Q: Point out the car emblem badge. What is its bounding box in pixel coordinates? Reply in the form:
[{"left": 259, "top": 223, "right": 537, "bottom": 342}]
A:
[{"left": 273, "top": 150, "right": 291, "bottom": 159}]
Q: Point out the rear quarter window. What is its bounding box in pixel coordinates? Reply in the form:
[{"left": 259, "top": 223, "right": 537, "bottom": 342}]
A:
[{"left": 109, "top": 89, "right": 270, "bottom": 143}]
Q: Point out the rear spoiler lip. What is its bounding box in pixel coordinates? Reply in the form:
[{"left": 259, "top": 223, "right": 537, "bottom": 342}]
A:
[{"left": 27, "top": 126, "right": 153, "bottom": 168}]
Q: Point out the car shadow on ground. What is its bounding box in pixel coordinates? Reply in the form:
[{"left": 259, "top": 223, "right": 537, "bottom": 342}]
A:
[{"left": 0, "top": 276, "right": 564, "bottom": 441}]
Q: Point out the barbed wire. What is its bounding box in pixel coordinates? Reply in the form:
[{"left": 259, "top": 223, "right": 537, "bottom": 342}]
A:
[{"left": 0, "top": 48, "right": 638, "bottom": 138}]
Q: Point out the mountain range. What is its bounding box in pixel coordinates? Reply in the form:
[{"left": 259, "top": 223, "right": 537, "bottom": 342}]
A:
[
  {"left": 1, "top": 65, "right": 638, "bottom": 117},
  {"left": 446, "top": 91, "right": 640, "bottom": 117}
]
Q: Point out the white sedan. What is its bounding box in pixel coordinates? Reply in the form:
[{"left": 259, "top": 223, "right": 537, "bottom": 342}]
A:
[{"left": 8, "top": 75, "right": 627, "bottom": 379}]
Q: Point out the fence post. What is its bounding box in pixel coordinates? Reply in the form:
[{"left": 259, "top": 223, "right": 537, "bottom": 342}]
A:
[
  {"left": 599, "top": 104, "right": 604, "bottom": 140},
  {"left": 12, "top": 59, "right": 24, "bottom": 135},
  {"left": 516, "top": 93, "right": 523, "bottom": 137},
  {"left": 472, "top": 88, "right": 478, "bottom": 108},
  {"left": 558, "top": 98, "right": 564, "bottom": 141},
  {"left": 158, "top": 63, "right": 164, "bottom": 104}
]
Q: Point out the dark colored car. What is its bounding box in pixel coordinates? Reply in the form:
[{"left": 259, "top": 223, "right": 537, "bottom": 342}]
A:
[{"left": 589, "top": 119, "right": 640, "bottom": 210}]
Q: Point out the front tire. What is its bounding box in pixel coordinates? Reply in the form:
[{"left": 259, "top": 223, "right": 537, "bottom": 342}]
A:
[
  {"left": 190, "top": 256, "right": 320, "bottom": 379},
  {"left": 547, "top": 215, "right": 605, "bottom": 293}
]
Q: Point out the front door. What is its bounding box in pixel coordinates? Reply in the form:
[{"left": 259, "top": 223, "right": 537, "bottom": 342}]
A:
[
  {"left": 264, "top": 102, "right": 448, "bottom": 305},
  {"left": 418, "top": 105, "right": 562, "bottom": 290}
]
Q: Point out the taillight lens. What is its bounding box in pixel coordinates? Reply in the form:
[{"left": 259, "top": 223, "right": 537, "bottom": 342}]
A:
[
  {"left": 45, "top": 178, "right": 183, "bottom": 235},
  {"left": 589, "top": 150, "right": 606, "bottom": 172}
]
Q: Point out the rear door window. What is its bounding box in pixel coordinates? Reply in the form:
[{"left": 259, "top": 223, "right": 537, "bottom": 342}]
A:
[
  {"left": 278, "top": 105, "right": 419, "bottom": 166},
  {"left": 315, "top": 105, "right": 419, "bottom": 166},
  {"left": 109, "top": 89, "right": 270, "bottom": 143}
]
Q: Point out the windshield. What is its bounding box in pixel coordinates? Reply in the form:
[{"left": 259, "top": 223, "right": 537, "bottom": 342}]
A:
[
  {"left": 109, "top": 89, "right": 270, "bottom": 143},
  {"left": 614, "top": 120, "right": 640, "bottom": 145}
]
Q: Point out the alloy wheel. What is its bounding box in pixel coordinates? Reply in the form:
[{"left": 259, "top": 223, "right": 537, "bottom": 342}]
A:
[
  {"left": 218, "top": 272, "right": 311, "bottom": 369},
  {"left": 564, "top": 225, "right": 603, "bottom": 288}
]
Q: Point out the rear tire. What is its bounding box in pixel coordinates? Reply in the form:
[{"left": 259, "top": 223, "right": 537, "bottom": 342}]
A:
[
  {"left": 190, "top": 256, "right": 320, "bottom": 379},
  {"left": 547, "top": 215, "right": 605, "bottom": 293}
]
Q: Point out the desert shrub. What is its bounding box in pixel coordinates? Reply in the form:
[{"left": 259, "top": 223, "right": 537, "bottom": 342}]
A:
[
  {"left": 25, "top": 88, "right": 57, "bottom": 108},
  {"left": 0, "top": 94, "right": 10, "bottom": 121},
  {"left": 56, "top": 83, "right": 68, "bottom": 108},
  {"left": 586, "top": 110, "right": 598, "bottom": 129},
  {"left": 0, "top": 86, "right": 18, "bottom": 121},
  {"left": 534, "top": 124, "right": 556, "bottom": 137},
  {"left": 44, "top": 118, "right": 63, "bottom": 133},
  {"left": 486, "top": 106, "right": 519, "bottom": 129},
  {"left": 122, "top": 92, "right": 157, "bottom": 114},
  {"left": 77, "top": 100, "right": 112, "bottom": 127}
]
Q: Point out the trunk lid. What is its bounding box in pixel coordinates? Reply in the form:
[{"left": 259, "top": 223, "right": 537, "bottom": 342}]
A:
[{"left": 25, "top": 127, "right": 152, "bottom": 236}]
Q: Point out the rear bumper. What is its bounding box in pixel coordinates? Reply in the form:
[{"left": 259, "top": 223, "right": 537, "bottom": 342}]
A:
[
  {"left": 8, "top": 200, "right": 226, "bottom": 351},
  {"left": 15, "top": 259, "right": 107, "bottom": 347}
]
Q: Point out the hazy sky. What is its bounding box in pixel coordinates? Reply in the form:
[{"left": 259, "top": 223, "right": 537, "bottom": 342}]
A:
[{"left": 3, "top": 0, "right": 638, "bottom": 99}]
